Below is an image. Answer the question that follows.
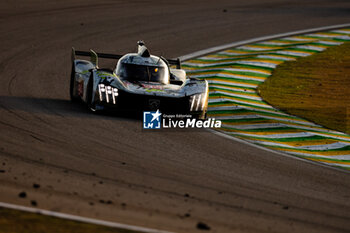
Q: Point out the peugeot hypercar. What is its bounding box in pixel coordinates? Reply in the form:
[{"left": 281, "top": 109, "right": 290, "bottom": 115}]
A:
[{"left": 70, "top": 41, "right": 209, "bottom": 118}]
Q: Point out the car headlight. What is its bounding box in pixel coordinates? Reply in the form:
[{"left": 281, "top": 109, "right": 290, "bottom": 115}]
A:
[{"left": 189, "top": 93, "right": 206, "bottom": 112}]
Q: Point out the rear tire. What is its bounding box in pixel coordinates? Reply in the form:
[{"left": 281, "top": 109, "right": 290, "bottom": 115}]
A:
[{"left": 70, "top": 64, "right": 80, "bottom": 102}]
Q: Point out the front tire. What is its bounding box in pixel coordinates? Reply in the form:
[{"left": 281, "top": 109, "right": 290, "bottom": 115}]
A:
[
  {"left": 192, "top": 110, "right": 207, "bottom": 120},
  {"left": 86, "top": 74, "right": 99, "bottom": 112}
]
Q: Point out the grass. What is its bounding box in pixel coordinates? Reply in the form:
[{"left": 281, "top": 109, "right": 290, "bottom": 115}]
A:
[
  {"left": 258, "top": 41, "right": 350, "bottom": 134},
  {"left": 0, "top": 207, "right": 138, "bottom": 233}
]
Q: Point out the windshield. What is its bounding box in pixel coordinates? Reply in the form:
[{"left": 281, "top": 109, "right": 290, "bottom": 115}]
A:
[{"left": 117, "top": 63, "right": 168, "bottom": 84}]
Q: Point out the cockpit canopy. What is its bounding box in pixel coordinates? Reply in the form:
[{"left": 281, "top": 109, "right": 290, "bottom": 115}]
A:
[{"left": 115, "top": 54, "right": 169, "bottom": 84}]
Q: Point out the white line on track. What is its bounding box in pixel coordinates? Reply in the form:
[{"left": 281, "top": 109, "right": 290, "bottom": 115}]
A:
[
  {"left": 0, "top": 202, "right": 174, "bottom": 233},
  {"left": 178, "top": 23, "right": 350, "bottom": 61},
  {"left": 208, "top": 129, "right": 350, "bottom": 174}
]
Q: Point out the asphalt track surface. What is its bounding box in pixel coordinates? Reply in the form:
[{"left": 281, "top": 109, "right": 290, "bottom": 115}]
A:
[{"left": 1, "top": 1, "right": 350, "bottom": 232}]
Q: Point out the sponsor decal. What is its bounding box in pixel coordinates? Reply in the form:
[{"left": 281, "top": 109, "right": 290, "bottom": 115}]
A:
[
  {"left": 141, "top": 84, "right": 163, "bottom": 90},
  {"left": 143, "top": 110, "right": 222, "bottom": 129},
  {"left": 145, "top": 88, "right": 164, "bottom": 93}
]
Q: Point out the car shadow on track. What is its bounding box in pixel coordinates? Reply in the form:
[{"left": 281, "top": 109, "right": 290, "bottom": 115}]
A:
[{"left": 0, "top": 96, "right": 141, "bottom": 122}]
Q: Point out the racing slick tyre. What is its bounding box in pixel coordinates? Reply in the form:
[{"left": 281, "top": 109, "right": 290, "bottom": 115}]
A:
[
  {"left": 192, "top": 111, "right": 207, "bottom": 120},
  {"left": 86, "top": 74, "right": 100, "bottom": 113},
  {"left": 70, "top": 64, "right": 80, "bottom": 102}
]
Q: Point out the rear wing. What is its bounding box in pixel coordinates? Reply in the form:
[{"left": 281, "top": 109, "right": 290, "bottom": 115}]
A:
[{"left": 71, "top": 48, "right": 182, "bottom": 69}]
